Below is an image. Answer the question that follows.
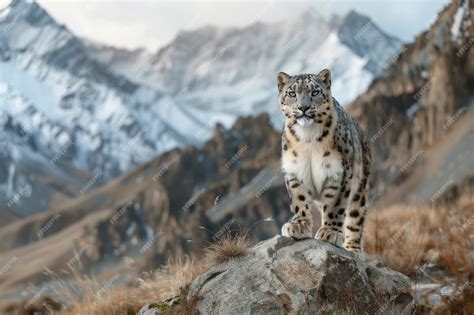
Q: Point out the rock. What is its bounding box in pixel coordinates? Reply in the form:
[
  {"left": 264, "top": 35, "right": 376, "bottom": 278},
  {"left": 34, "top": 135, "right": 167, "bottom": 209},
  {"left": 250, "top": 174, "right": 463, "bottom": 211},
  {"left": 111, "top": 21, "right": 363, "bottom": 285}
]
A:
[
  {"left": 187, "top": 236, "right": 414, "bottom": 314},
  {"left": 138, "top": 293, "right": 193, "bottom": 315},
  {"left": 137, "top": 303, "right": 160, "bottom": 315}
]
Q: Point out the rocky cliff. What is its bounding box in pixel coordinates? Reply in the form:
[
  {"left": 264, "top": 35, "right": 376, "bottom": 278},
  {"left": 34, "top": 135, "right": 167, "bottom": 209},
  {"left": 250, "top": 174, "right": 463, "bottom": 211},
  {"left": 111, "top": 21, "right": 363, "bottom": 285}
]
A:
[{"left": 348, "top": 0, "right": 473, "bottom": 195}]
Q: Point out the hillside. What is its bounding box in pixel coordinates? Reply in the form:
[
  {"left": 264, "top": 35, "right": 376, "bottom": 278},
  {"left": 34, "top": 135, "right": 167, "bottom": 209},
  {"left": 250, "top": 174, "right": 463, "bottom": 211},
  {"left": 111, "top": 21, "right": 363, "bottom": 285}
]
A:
[
  {"left": 347, "top": 0, "right": 473, "bottom": 197},
  {"left": 0, "top": 108, "right": 471, "bottom": 299}
]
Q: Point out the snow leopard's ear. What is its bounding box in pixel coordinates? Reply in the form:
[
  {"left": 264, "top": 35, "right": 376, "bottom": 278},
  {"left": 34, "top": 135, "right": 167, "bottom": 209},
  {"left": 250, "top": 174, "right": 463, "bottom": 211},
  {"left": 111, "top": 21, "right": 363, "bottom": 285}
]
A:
[
  {"left": 277, "top": 72, "right": 291, "bottom": 93},
  {"left": 317, "top": 69, "right": 331, "bottom": 89}
]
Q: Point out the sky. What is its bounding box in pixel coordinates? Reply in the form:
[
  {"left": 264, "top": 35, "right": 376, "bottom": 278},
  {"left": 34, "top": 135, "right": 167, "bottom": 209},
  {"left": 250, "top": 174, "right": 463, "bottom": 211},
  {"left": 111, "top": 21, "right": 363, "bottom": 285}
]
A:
[{"left": 30, "top": 0, "right": 450, "bottom": 51}]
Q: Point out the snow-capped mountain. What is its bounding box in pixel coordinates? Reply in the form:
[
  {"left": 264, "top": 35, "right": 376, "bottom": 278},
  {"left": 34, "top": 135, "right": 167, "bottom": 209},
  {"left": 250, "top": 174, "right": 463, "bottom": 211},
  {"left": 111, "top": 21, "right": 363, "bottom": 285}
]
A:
[
  {"left": 0, "top": 0, "right": 401, "bottom": 215},
  {"left": 88, "top": 9, "right": 401, "bottom": 106}
]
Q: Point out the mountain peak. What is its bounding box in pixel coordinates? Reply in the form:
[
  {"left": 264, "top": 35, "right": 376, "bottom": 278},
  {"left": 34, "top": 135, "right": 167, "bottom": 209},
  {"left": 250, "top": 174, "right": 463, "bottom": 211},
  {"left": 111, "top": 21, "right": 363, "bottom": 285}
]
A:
[
  {"left": 337, "top": 10, "right": 402, "bottom": 74},
  {"left": 344, "top": 9, "right": 371, "bottom": 24},
  {"left": 8, "top": 0, "right": 35, "bottom": 12},
  {"left": 3, "top": 0, "right": 57, "bottom": 28},
  {"left": 338, "top": 10, "right": 378, "bottom": 40},
  {"left": 300, "top": 8, "right": 326, "bottom": 22}
]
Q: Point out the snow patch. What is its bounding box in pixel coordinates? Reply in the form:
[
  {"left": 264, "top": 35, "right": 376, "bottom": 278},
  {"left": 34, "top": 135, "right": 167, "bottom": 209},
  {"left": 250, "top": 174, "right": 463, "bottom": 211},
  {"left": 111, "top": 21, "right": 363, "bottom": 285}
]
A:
[
  {"left": 451, "top": 1, "right": 468, "bottom": 41},
  {"left": 0, "top": 5, "right": 10, "bottom": 20},
  {"left": 406, "top": 101, "right": 422, "bottom": 118}
]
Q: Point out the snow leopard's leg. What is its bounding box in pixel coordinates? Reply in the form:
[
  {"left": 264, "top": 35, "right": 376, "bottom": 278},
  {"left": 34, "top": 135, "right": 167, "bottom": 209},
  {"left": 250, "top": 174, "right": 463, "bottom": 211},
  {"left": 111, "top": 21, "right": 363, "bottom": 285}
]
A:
[
  {"left": 343, "top": 135, "right": 371, "bottom": 253},
  {"left": 314, "top": 121, "right": 354, "bottom": 247},
  {"left": 281, "top": 173, "right": 313, "bottom": 239},
  {"left": 314, "top": 173, "right": 345, "bottom": 246}
]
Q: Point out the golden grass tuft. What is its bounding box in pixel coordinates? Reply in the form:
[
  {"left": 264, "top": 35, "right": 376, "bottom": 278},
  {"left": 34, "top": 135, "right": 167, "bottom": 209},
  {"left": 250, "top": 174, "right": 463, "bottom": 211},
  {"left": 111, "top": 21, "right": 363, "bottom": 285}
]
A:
[
  {"left": 130, "top": 256, "right": 207, "bottom": 305},
  {"left": 62, "top": 288, "right": 135, "bottom": 315},
  {"left": 24, "top": 257, "right": 207, "bottom": 315},
  {"left": 204, "top": 234, "right": 252, "bottom": 266}
]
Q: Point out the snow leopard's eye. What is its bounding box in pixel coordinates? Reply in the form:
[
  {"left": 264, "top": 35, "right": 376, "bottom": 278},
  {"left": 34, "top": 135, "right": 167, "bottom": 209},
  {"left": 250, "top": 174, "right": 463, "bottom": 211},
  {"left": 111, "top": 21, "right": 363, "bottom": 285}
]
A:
[
  {"left": 288, "top": 91, "right": 296, "bottom": 97},
  {"left": 311, "top": 90, "right": 320, "bottom": 97}
]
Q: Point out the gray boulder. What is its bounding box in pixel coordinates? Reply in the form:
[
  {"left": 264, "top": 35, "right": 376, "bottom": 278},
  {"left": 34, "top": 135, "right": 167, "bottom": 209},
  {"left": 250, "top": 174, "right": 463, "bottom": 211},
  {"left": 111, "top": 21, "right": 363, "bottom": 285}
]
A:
[{"left": 187, "top": 236, "right": 414, "bottom": 314}]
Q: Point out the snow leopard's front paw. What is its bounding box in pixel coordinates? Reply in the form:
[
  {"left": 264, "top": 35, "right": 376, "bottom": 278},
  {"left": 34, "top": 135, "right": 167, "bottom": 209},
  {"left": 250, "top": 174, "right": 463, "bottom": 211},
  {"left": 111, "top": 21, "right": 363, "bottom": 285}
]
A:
[
  {"left": 315, "top": 227, "right": 344, "bottom": 246},
  {"left": 281, "top": 215, "right": 313, "bottom": 239}
]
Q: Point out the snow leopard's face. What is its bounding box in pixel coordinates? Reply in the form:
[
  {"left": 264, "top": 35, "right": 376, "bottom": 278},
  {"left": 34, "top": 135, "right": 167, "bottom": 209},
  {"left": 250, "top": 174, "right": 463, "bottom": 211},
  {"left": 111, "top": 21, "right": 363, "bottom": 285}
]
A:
[{"left": 277, "top": 69, "right": 332, "bottom": 127}]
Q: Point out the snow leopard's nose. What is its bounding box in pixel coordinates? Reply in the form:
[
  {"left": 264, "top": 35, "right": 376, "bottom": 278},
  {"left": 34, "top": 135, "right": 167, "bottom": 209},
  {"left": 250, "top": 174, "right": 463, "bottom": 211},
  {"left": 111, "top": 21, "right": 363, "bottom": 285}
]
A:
[
  {"left": 297, "top": 95, "right": 311, "bottom": 112},
  {"left": 298, "top": 103, "right": 310, "bottom": 112}
]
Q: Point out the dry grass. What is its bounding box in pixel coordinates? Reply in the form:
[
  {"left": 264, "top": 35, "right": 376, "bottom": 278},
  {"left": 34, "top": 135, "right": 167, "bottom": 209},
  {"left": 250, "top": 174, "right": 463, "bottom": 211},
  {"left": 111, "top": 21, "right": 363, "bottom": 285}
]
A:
[
  {"left": 62, "top": 289, "right": 135, "bottom": 315},
  {"left": 364, "top": 196, "right": 473, "bottom": 313},
  {"left": 56, "top": 240, "right": 256, "bottom": 315},
  {"left": 42, "top": 267, "right": 137, "bottom": 315},
  {"left": 0, "top": 257, "right": 206, "bottom": 315},
  {"left": 364, "top": 196, "right": 473, "bottom": 276},
  {"left": 204, "top": 234, "right": 253, "bottom": 266},
  {"left": 364, "top": 205, "right": 431, "bottom": 275},
  {"left": 130, "top": 256, "right": 207, "bottom": 304},
  {"left": 2, "top": 235, "right": 252, "bottom": 315}
]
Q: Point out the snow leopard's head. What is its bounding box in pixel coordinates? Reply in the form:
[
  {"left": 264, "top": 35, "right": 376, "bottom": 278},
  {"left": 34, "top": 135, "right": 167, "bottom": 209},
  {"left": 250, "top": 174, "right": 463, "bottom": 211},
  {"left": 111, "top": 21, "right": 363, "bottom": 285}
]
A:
[{"left": 277, "top": 69, "right": 332, "bottom": 127}]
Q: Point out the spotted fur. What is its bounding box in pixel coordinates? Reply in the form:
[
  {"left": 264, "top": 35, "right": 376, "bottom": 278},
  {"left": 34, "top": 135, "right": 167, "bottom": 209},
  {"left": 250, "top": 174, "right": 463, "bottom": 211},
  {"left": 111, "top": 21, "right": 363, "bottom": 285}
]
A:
[{"left": 278, "top": 69, "right": 371, "bottom": 253}]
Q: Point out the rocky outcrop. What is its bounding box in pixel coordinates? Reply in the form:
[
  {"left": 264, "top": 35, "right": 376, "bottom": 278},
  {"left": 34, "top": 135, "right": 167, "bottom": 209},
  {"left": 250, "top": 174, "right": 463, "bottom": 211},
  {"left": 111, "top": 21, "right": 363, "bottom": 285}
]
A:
[
  {"left": 140, "top": 236, "right": 413, "bottom": 314},
  {"left": 190, "top": 236, "right": 412, "bottom": 314}
]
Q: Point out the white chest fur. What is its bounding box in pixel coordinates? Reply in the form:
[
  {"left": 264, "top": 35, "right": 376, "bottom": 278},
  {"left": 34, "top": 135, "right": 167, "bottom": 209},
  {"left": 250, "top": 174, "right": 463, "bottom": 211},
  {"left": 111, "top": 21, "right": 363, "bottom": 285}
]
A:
[
  {"left": 309, "top": 145, "right": 343, "bottom": 193},
  {"left": 282, "top": 141, "right": 343, "bottom": 195}
]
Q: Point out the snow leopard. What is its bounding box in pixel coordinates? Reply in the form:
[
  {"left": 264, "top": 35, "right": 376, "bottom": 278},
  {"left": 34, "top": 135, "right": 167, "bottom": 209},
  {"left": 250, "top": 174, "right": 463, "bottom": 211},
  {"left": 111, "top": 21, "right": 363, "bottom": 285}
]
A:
[{"left": 277, "top": 69, "right": 371, "bottom": 253}]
